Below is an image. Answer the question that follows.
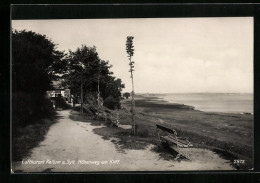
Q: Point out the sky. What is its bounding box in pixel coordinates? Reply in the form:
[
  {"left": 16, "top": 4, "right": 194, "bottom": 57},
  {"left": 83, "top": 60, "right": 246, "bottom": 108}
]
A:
[{"left": 12, "top": 18, "right": 253, "bottom": 93}]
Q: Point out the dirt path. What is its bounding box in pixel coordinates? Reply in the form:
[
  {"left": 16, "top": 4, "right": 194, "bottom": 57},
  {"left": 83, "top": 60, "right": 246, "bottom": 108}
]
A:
[{"left": 12, "top": 110, "right": 234, "bottom": 172}]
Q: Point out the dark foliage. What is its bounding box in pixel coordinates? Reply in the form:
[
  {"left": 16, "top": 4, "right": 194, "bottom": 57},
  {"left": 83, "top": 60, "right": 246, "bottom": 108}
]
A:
[
  {"left": 12, "top": 30, "right": 66, "bottom": 125},
  {"left": 51, "top": 97, "right": 71, "bottom": 110},
  {"left": 62, "top": 45, "right": 125, "bottom": 108},
  {"left": 12, "top": 92, "right": 54, "bottom": 126},
  {"left": 104, "top": 96, "right": 120, "bottom": 110},
  {"left": 123, "top": 92, "right": 130, "bottom": 99}
]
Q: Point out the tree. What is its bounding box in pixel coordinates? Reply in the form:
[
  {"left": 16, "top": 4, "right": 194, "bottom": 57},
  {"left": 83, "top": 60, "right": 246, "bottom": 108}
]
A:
[
  {"left": 62, "top": 45, "right": 125, "bottom": 110},
  {"left": 12, "top": 30, "right": 66, "bottom": 124},
  {"left": 123, "top": 92, "right": 130, "bottom": 99},
  {"left": 126, "top": 36, "right": 136, "bottom": 134},
  {"left": 63, "top": 45, "right": 100, "bottom": 115}
]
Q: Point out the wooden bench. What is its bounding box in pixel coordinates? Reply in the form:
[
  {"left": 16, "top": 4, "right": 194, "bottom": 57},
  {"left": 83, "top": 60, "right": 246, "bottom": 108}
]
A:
[{"left": 156, "top": 124, "right": 193, "bottom": 160}]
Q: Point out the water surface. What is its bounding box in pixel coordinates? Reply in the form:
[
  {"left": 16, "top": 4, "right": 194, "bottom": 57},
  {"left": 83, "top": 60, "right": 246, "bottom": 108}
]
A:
[{"left": 154, "top": 93, "right": 253, "bottom": 114}]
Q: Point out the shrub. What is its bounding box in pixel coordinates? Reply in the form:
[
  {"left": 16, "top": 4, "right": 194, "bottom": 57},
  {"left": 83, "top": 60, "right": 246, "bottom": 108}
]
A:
[
  {"left": 84, "top": 93, "right": 97, "bottom": 105},
  {"left": 104, "top": 96, "right": 120, "bottom": 110},
  {"left": 13, "top": 92, "right": 53, "bottom": 127},
  {"left": 123, "top": 92, "right": 130, "bottom": 99}
]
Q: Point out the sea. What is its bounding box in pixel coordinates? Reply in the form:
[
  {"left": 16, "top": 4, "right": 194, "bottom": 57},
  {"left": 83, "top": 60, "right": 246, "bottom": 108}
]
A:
[{"left": 150, "top": 93, "right": 254, "bottom": 114}]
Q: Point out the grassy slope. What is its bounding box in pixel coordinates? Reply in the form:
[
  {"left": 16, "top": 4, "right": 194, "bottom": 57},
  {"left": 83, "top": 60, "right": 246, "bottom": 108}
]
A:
[{"left": 131, "top": 96, "right": 253, "bottom": 154}]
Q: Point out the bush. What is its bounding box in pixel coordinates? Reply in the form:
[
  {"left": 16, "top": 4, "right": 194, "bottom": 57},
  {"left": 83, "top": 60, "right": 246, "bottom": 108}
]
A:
[
  {"left": 84, "top": 93, "right": 97, "bottom": 105},
  {"left": 13, "top": 92, "right": 53, "bottom": 127},
  {"left": 104, "top": 96, "right": 120, "bottom": 110},
  {"left": 123, "top": 92, "right": 130, "bottom": 99}
]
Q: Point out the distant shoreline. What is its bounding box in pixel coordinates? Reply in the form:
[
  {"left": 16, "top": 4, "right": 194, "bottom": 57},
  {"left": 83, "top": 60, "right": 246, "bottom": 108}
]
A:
[{"left": 134, "top": 93, "right": 253, "bottom": 115}]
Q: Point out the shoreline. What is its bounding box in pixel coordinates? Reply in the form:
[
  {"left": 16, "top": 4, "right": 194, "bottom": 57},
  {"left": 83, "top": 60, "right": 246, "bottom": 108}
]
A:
[{"left": 135, "top": 93, "right": 254, "bottom": 115}]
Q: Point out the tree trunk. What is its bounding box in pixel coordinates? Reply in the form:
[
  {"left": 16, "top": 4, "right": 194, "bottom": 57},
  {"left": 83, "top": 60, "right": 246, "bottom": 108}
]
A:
[{"left": 130, "top": 56, "right": 136, "bottom": 135}]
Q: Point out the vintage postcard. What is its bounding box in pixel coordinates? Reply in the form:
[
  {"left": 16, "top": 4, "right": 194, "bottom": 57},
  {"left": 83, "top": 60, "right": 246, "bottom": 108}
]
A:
[{"left": 11, "top": 15, "right": 254, "bottom": 172}]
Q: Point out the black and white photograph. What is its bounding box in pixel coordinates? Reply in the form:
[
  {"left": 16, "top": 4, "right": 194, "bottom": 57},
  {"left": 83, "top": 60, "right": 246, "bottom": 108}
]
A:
[{"left": 11, "top": 16, "right": 254, "bottom": 172}]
